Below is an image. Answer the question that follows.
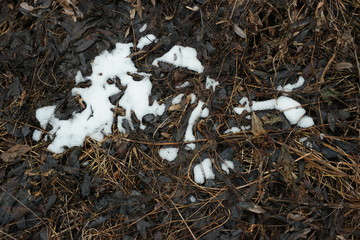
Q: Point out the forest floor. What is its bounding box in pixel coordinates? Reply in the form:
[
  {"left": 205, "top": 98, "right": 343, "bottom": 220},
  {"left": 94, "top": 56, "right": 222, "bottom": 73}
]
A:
[{"left": 0, "top": 0, "right": 359, "bottom": 239}]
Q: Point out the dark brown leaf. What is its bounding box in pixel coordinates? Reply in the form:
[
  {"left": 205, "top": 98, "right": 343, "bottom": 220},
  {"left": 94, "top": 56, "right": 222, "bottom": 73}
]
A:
[{"left": 1, "top": 144, "right": 31, "bottom": 163}]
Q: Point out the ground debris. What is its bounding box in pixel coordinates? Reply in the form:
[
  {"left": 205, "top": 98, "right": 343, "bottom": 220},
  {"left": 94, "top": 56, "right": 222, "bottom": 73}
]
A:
[{"left": 0, "top": 0, "right": 359, "bottom": 239}]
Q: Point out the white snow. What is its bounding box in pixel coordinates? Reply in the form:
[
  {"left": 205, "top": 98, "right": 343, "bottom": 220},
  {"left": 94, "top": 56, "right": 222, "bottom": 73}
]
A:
[
  {"left": 36, "top": 105, "right": 56, "bottom": 129},
  {"left": 224, "top": 127, "right": 241, "bottom": 134},
  {"left": 189, "top": 93, "right": 197, "bottom": 104},
  {"left": 117, "top": 76, "right": 165, "bottom": 131},
  {"left": 139, "top": 23, "right": 147, "bottom": 33},
  {"left": 152, "top": 45, "right": 204, "bottom": 73},
  {"left": 277, "top": 76, "right": 305, "bottom": 92},
  {"left": 75, "top": 71, "right": 86, "bottom": 84},
  {"left": 193, "top": 158, "right": 215, "bottom": 184},
  {"left": 176, "top": 81, "right": 190, "bottom": 89},
  {"left": 184, "top": 101, "right": 209, "bottom": 150},
  {"left": 297, "top": 115, "right": 314, "bottom": 128},
  {"left": 32, "top": 130, "right": 42, "bottom": 141},
  {"left": 275, "top": 96, "right": 306, "bottom": 124},
  {"left": 34, "top": 33, "right": 314, "bottom": 156},
  {"left": 158, "top": 147, "right": 179, "bottom": 161},
  {"left": 205, "top": 76, "right": 219, "bottom": 91},
  {"left": 172, "top": 93, "right": 184, "bottom": 105},
  {"left": 137, "top": 34, "right": 158, "bottom": 50},
  {"left": 299, "top": 137, "right": 313, "bottom": 148},
  {"left": 221, "top": 160, "right": 234, "bottom": 174},
  {"left": 35, "top": 42, "right": 165, "bottom": 153},
  {"left": 234, "top": 96, "right": 314, "bottom": 128}
]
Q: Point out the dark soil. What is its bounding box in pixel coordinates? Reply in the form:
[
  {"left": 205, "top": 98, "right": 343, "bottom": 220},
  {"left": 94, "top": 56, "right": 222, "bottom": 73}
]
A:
[{"left": 1, "top": 0, "right": 359, "bottom": 239}]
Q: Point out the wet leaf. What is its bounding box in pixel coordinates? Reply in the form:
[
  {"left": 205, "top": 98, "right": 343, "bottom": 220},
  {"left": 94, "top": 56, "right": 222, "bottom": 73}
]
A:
[{"left": 1, "top": 144, "right": 31, "bottom": 163}]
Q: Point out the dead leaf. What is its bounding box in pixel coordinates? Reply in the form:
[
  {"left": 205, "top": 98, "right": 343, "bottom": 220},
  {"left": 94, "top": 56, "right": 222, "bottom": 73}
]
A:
[
  {"left": 151, "top": 0, "right": 156, "bottom": 7},
  {"left": 136, "top": 0, "right": 142, "bottom": 20},
  {"left": 237, "top": 201, "right": 265, "bottom": 214},
  {"left": 277, "top": 145, "right": 295, "bottom": 184},
  {"left": 251, "top": 112, "right": 266, "bottom": 136},
  {"left": 129, "top": 8, "right": 136, "bottom": 20},
  {"left": 334, "top": 62, "right": 353, "bottom": 70},
  {"left": 56, "top": 0, "right": 84, "bottom": 22},
  {"left": 233, "top": 24, "right": 247, "bottom": 38},
  {"left": 1, "top": 144, "right": 31, "bottom": 162},
  {"left": 169, "top": 104, "right": 181, "bottom": 111},
  {"left": 20, "top": 2, "right": 35, "bottom": 11}
]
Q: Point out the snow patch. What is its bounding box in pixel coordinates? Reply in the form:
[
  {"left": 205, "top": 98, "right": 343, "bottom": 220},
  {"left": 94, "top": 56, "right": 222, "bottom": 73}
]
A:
[
  {"left": 277, "top": 76, "right": 305, "bottom": 92},
  {"left": 205, "top": 76, "right": 219, "bottom": 91},
  {"left": 193, "top": 158, "right": 215, "bottom": 184},
  {"left": 137, "top": 34, "right": 158, "bottom": 50},
  {"left": 172, "top": 93, "right": 184, "bottom": 105},
  {"left": 190, "top": 93, "right": 197, "bottom": 104},
  {"left": 184, "top": 101, "right": 209, "bottom": 150},
  {"left": 139, "top": 23, "right": 147, "bottom": 33},
  {"left": 35, "top": 43, "right": 165, "bottom": 153},
  {"left": 221, "top": 160, "right": 234, "bottom": 174},
  {"left": 32, "top": 130, "right": 42, "bottom": 141},
  {"left": 176, "top": 81, "right": 190, "bottom": 89},
  {"left": 159, "top": 147, "right": 179, "bottom": 162},
  {"left": 152, "top": 45, "right": 204, "bottom": 73},
  {"left": 234, "top": 96, "right": 314, "bottom": 128}
]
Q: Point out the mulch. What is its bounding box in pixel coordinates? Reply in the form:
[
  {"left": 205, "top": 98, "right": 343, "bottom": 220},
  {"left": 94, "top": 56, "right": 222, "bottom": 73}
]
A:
[{"left": 0, "top": 0, "right": 359, "bottom": 239}]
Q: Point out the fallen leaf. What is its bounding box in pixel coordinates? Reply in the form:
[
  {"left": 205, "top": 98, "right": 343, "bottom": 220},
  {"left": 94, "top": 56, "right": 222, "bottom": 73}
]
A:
[
  {"left": 1, "top": 144, "right": 31, "bottom": 162},
  {"left": 277, "top": 145, "right": 295, "bottom": 184},
  {"left": 334, "top": 62, "right": 353, "bottom": 70},
  {"left": 20, "top": 2, "right": 34, "bottom": 11},
  {"left": 137, "top": 0, "right": 142, "bottom": 19},
  {"left": 251, "top": 112, "right": 266, "bottom": 136},
  {"left": 237, "top": 201, "right": 265, "bottom": 214},
  {"left": 233, "top": 24, "right": 247, "bottom": 38},
  {"left": 56, "top": 0, "right": 83, "bottom": 22},
  {"left": 169, "top": 104, "right": 181, "bottom": 111}
]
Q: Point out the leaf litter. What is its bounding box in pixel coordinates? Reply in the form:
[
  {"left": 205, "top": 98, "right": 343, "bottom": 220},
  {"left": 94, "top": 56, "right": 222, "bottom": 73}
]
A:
[{"left": 0, "top": 0, "right": 359, "bottom": 239}]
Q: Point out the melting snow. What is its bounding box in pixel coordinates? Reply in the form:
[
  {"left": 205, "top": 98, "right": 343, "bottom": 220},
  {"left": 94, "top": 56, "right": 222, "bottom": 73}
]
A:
[
  {"left": 205, "top": 76, "right": 219, "bottom": 91},
  {"left": 190, "top": 93, "right": 197, "bottom": 104},
  {"left": 184, "top": 101, "right": 209, "bottom": 150},
  {"left": 176, "top": 81, "right": 190, "bottom": 88},
  {"left": 221, "top": 160, "right": 234, "bottom": 174},
  {"left": 34, "top": 42, "right": 166, "bottom": 153},
  {"left": 193, "top": 158, "right": 215, "bottom": 184},
  {"left": 139, "top": 23, "right": 147, "bottom": 33},
  {"left": 152, "top": 45, "right": 204, "bottom": 73},
  {"left": 137, "top": 34, "right": 158, "bottom": 50},
  {"left": 32, "top": 130, "right": 42, "bottom": 141},
  {"left": 224, "top": 127, "right": 241, "bottom": 134},
  {"left": 234, "top": 96, "right": 314, "bottom": 128},
  {"left": 34, "top": 34, "right": 315, "bottom": 155},
  {"left": 172, "top": 93, "right": 184, "bottom": 105},
  {"left": 158, "top": 147, "right": 179, "bottom": 161},
  {"left": 277, "top": 76, "right": 305, "bottom": 92}
]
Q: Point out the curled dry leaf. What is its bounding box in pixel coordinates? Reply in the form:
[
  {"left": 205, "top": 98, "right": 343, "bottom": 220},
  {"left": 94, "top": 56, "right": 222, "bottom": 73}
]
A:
[
  {"left": 56, "top": 0, "right": 84, "bottom": 22},
  {"left": 1, "top": 144, "right": 31, "bottom": 162}
]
